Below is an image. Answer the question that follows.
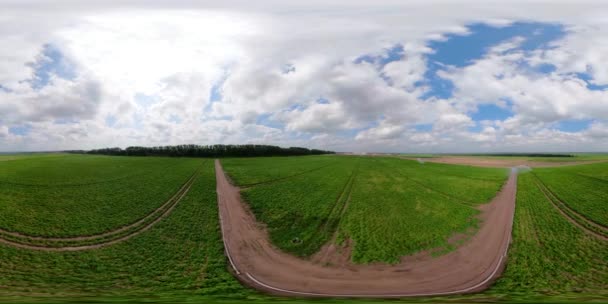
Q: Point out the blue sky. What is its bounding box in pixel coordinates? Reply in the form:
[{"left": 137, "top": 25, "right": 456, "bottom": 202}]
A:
[
  {"left": 29, "top": 44, "right": 76, "bottom": 89},
  {"left": 2, "top": 3, "right": 608, "bottom": 152}
]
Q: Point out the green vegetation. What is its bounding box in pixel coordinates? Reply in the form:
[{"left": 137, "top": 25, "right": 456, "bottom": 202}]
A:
[
  {"left": 231, "top": 156, "right": 357, "bottom": 256},
  {"left": 222, "top": 155, "right": 335, "bottom": 186},
  {"left": 0, "top": 155, "right": 201, "bottom": 236},
  {"left": 337, "top": 157, "right": 506, "bottom": 263},
  {"left": 533, "top": 162, "right": 608, "bottom": 227},
  {"left": 0, "top": 160, "right": 249, "bottom": 300},
  {"left": 223, "top": 156, "right": 507, "bottom": 263},
  {"left": 1, "top": 154, "right": 606, "bottom": 303},
  {"left": 0, "top": 153, "right": 67, "bottom": 162},
  {"left": 489, "top": 172, "right": 608, "bottom": 300}
]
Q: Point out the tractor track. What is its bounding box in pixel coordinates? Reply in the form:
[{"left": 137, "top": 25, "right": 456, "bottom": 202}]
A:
[
  {"left": 237, "top": 163, "right": 335, "bottom": 189},
  {"left": 532, "top": 176, "right": 608, "bottom": 241},
  {"left": 0, "top": 162, "right": 204, "bottom": 250}
]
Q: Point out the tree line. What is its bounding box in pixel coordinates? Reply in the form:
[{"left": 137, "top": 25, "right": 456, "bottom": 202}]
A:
[{"left": 69, "top": 144, "right": 334, "bottom": 157}]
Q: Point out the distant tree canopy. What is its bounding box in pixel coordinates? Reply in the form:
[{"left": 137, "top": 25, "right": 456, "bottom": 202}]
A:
[{"left": 80, "top": 144, "right": 334, "bottom": 157}]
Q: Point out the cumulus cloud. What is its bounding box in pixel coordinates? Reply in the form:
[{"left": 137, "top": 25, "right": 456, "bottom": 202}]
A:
[{"left": 1, "top": 1, "right": 608, "bottom": 152}]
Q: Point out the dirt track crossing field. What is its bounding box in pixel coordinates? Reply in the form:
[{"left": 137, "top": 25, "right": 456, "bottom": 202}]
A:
[{"left": 215, "top": 159, "right": 517, "bottom": 297}]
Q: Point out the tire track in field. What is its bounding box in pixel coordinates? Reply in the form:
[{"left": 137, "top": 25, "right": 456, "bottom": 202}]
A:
[
  {"left": 314, "top": 162, "right": 359, "bottom": 243},
  {"left": 532, "top": 176, "right": 608, "bottom": 241},
  {"left": 0, "top": 162, "right": 205, "bottom": 250},
  {"left": 311, "top": 163, "right": 359, "bottom": 265},
  {"left": 216, "top": 159, "right": 518, "bottom": 298},
  {"left": 319, "top": 163, "right": 359, "bottom": 232},
  {"left": 393, "top": 170, "right": 480, "bottom": 207},
  {"left": 238, "top": 163, "right": 335, "bottom": 189},
  {"left": 533, "top": 173, "right": 608, "bottom": 231}
]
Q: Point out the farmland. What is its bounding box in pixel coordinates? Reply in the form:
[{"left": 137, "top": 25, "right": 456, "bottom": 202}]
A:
[
  {"left": 0, "top": 159, "right": 248, "bottom": 299},
  {"left": 532, "top": 162, "right": 608, "bottom": 228},
  {"left": 222, "top": 155, "right": 508, "bottom": 262},
  {"left": 0, "top": 153, "right": 607, "bottom": 303},
  {"left": 0, "top": 155, "right": 202, "bottom": 237},
  {"left": 490, "top": 172, "right": 608, "bottom": 300}
]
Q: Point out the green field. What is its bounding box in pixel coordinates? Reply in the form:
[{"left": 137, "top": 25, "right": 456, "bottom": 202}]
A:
[
  {"left": 532, "top": 162, "right": 608, "bottom": 227},
  {"left": 1, "top": 154, "right": 607, "bottom": 303},
  {"left": 223, "top": 156, "right": 508, "bottom": 263},
  {"left": 0, "top": 160, "right": 249, "bottom": 300},
  {"left": 0, "top": 155, "right": 202, "bottom": 237},
  {"left": 489, "top": 172, "right": 608, "bottom": 300}
]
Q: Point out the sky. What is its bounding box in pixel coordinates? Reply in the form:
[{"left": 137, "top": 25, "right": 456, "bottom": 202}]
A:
[{"left": 1, "top": 1, "right": 608, "bottom": 153}]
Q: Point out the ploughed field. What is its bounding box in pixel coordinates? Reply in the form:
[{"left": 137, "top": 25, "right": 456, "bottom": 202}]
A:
[
  {"left": 222, "top": 156, "right": 509, "bottom": 263},
  {"left": 0, "top": 153, "right": 606, "bottom": 302}
]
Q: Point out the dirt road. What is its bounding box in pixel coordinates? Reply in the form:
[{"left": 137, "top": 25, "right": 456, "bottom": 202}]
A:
[{"left": 215, "top": 159, "right": 517, "bottom": 297}]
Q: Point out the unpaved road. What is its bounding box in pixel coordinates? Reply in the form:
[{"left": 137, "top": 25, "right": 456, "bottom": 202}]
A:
[
  {"left": 215, "top": 159, "right": 517, "bottom": 297},
  {"left": 402, "top": 156, "right": 604, "bottom": 168}
]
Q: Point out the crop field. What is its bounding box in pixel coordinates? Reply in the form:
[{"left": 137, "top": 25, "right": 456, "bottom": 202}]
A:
[
  {"left": 336, "top": 157, "right": 507, "bottom": 263},
  {"left": 0, "top": 155, "right": 202, "bottom": 237},
  {"left": 222, "top": 156, "right": 508, "bottom": 263},
  {"left": 222, "top": 155, "right": 336, "bottom": 186},
  {"left": 532, "top": 162, "right": 608, "bottom": 228},
  {"left": 1, "top": 153, "right": 607, "bottom": 303},
  {"left": 489, "top": 172, "right": 608, "bottom": 300},
  {"left": 0, "top": 159, "right": 248, "bottom": 300}
]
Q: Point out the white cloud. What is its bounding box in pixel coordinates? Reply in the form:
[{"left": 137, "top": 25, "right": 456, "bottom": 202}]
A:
[{"left": 2, "top": 1, "right": 608, "bottom": 152}]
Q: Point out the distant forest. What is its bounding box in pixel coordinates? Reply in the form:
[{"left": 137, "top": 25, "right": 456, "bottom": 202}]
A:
[{"left": 71, "top": 144, "right": 334, "bottom": 157}]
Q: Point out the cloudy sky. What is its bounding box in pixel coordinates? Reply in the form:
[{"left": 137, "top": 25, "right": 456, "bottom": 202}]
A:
[{"left": 2, "top": 1, "right": 608, "bottom": 153}]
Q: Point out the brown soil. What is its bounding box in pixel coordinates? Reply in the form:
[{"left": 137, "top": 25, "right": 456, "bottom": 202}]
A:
[
  {"left": 215, "top": 159, "right": 517, "bottom": 297},
  {"left": 402, "top": 156, "right": 603, "bottom": 168}
]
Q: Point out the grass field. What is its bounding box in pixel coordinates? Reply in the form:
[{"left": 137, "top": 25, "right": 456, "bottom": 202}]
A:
[
  {"left": 223, "top": 156, "right": 508, "bottom": 263},
  {"left": 0, "top": 155, "right": 202, "bottom": 237}
]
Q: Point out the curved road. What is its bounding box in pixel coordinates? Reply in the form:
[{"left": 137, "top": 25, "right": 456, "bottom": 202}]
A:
[{"left": 215, "top": 159, "right": 517, "bottom": 297}]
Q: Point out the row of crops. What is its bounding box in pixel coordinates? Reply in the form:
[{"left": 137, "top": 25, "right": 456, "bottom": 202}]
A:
[
  {"left": 0, "top": 161, "right": 249, "bottom": 299},
  {"left": 0, "top": 153, "right": 606, "bottom": 302},
  {"left": 222, "top": 155, "right": 508, "bottom": 263},
  {"left": 0, "top": 155, "right": 203, "bottom": 237},
  {"left": 490, "top": 173, "right": 608, "bottom": 300},
  {"left": 533, "top": 162, "right": 608, "bottom": 227}
]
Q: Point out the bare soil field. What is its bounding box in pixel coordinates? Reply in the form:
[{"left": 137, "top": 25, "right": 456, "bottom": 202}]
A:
[
  {"left": 215, "top": 159, "right": 517, "bottom": 297},
  {"left": 402, "top": 156, "right": 603, "bottom": 168}
]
